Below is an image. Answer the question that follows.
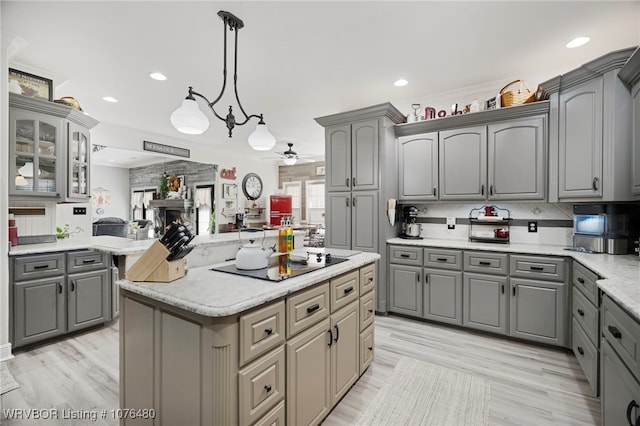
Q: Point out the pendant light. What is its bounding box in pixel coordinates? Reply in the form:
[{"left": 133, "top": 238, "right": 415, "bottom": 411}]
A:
[{"left": 170, "top": 11, "right": 275, "bottom": 151}]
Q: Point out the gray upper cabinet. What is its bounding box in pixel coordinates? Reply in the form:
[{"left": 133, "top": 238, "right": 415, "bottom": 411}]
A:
[
  {"left": 618, "top": 47, "right": 640, "bottom": 199},
  {"left": 558, "top": 77, "right": 604, "bottom": 199},
  {"left": 439, "top": 126, "right": 487, "bottom": 200},
  {"left": 398, "top": 133, "right": 438, "bottom": 201},
  {"left": 488, "top": 116, "right": 546, "bottom": 200},
  {"left": 66, "top": 122, "right": 92, "bottom": 201},
  {"left": 325, "top": 119, "right": 378, "bottom": 192}
]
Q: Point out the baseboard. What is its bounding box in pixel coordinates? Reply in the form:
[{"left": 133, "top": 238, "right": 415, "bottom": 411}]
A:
[{"left": 0, "top": 343, "right": 14, "bottom": 362}]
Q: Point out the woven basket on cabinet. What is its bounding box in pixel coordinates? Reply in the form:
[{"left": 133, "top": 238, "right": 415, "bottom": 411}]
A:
[{"left": 499, "top": 80, "right": 536, "bottom": 107}]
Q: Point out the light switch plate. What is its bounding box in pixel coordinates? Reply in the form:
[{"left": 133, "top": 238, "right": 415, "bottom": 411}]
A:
[
  {"left": 447, "top": 217, "right": 455, "bottom": 230},
  {"left": 73, "top": 207, "right": 87, "bottom": 215}
]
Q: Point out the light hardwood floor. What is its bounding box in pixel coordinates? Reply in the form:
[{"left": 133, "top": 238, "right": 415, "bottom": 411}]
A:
[{"left": 1, "top": 315, "right": 600, "bottom": 425}]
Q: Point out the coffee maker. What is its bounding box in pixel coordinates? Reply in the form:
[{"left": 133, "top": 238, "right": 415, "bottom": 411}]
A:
[{"left": 399, "top": 206, "right": 423, "bottom": 239}]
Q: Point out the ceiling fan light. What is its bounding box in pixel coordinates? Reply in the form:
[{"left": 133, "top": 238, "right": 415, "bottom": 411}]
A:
[
  {"left": 170, "top": 98, "right": 209, "bottom": 135},
  {"left": 248, "top": 123, "right": 276, "bottom": 151},
  {"left": 283, "top": 156, "right": 297, "bottom": 166}
]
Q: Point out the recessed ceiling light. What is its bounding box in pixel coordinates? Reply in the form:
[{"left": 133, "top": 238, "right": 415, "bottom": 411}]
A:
[
  {"left": 394, "top": 79, "right": 408, "bottom": 87},
  {"left": 566, "top": 36, "right": 590, "bottom": 48},
  {"left": 102, "top": 96, "right": 118, "bottom": 103},
  {"left": 149, "top": 72, "right": 167, "bottom": 81}
]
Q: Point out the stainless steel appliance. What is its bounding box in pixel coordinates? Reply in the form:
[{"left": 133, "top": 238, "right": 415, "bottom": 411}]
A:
[
  {"left": 573, "top": 204, "right": 639, "bottom": 254},
  {"left": 399, "top": 205, "right": 423, "bottom": 239}
]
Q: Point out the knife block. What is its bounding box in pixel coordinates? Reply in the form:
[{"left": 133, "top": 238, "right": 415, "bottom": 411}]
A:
[{"left": 126, "top": 240, "right": 186, "bottom": 282}]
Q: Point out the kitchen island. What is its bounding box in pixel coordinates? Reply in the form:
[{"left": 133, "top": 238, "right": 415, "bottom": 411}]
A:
[{"left": 118, "top": 251, "right": 379, "bottom": 426}]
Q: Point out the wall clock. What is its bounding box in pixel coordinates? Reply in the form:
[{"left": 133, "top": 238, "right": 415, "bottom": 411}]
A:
[{"left": 242, "top": 173, "right": 263, "bottom": 200}]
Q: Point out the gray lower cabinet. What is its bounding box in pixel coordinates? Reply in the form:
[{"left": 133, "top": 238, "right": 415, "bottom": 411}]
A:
[
  {"left": 439, "top": 126, "right": 487, "bottom": 200},
  {"left": 398, "top": 132, "right": 438, "bottom": 201},
  {"left": 509, "top": 278, "right": 567, "bottom": 346},
  {"left": 389, "top": 264, "right": 422, "bottom": 317},
  {"left": 463, "top": 272, "right": 508, "bottom": 335},
  {"left": 602, "top": 340, "right": 640, "bottom": 426},
  {"left": 423, "top": 268, "right": 462, "bottom": 325},
  {"left": 67, "top": 269, "right": 109, "bottom": 332},
  {"left": 13, "top": 276, "right": 66, "bottom": 347}
]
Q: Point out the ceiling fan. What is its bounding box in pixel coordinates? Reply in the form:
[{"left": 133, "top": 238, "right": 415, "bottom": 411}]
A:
[{"left": 281, "top": 143, "right": 299, "bottom": 165}]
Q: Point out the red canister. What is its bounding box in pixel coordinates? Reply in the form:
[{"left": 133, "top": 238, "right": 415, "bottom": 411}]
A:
[{"left": 9, "top": 226, "right": 18, "bottom": 246}]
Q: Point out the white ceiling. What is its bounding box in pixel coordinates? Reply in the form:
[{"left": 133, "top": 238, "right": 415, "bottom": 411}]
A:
[{"left": 3, "top": 1, "right": 639, "bottom": 166}]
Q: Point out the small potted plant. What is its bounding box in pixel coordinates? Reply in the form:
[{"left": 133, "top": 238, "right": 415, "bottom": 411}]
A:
[{"left": 56, "top": 224, "right": 84, "bottom": 239}]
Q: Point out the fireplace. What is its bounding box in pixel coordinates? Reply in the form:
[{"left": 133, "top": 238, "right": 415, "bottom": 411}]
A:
[{"left": 149, "top": 199, "right": 194, "bottom": 235}]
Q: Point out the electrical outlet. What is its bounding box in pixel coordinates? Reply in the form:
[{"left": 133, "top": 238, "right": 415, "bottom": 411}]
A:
[
  {"left": 73, "top": 207, "right": 87, "bottom": 215},
  {"left": 447, "top": 217, "right": 455, "bottom": 230},
  {"left": 528, "top": 221, "right": 538, "bottom": 233}
]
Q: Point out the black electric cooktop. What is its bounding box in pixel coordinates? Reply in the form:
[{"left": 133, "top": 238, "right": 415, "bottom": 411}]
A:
[{"left": 210, "top": 255, "right": 349, "bottom": 282}]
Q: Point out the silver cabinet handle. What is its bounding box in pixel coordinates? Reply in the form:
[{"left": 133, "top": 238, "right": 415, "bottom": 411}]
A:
[{"left": 592, "top": 177, "right": 599, "bottom": 191}]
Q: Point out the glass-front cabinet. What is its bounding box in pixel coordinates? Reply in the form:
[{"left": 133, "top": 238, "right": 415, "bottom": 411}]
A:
[{"left": 9, "top": 93, "right": 98, "bottom": 201}]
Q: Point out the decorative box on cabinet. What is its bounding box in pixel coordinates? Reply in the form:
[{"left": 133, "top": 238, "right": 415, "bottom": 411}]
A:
[{"left": 9, "top": 93, "right": 99, "bottom": 202}]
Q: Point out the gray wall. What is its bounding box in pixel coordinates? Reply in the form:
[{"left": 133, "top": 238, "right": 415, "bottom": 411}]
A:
[{"left": 129, "top": 160, "right": 217, "bottom": 193}]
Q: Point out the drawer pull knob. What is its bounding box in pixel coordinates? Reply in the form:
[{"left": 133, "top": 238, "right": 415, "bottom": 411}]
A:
[
  {"left": 577, "top": 277, "right": 585, "bottom": 284},
  {"left": 33, "top": 264, "right": 49, "bottom": 270},
  {"left": 368, "top": 309, "right": 373, "bottom": 313},
  {"left": 344, "top": 286, "right": 354, "bottom": 294},
  {"left": 82, "top": 259, "right": 96, "bottom": 264},
  {"left": 264, "top": 328, "right": 273, "bottom": 335},
  {"left": 577, "top": 309, "right": 585, "bottom": 316},
  {"left": 400, "top": 254, "right": 410, "bottom": 258},
  {"left": 529, "top": 266, "right": 544, "bottom": 271},
  {"left": 264, "top": 385, "right": 272, "bottom": 393},
  {"left": 368, "top": 346, "right": 373, "bottom": 351},
  {"left": 436, "top": 257, "right": 447, "bottom": 262},
  {"left": 608, "top": 325, "right": 622, "bottom": 339},
  {"left": 307, "top": 304, "right": 320, "bottom": 314},
  {"left": 479, "top": 261, "right": 491, "bottom": 266},
  {"left": 368, "top": 277, "right": 373, "bottom": 282},
  {"left": 577, "top": 346, "right": 584, "bottom": 355},
  {"left": 626, "top": 400, "right": 638, "bottom": 426}
]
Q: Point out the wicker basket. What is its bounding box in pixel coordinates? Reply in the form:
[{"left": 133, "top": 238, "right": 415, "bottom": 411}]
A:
[{"left": 499, "top": 80, "right": 536, "bottom": 107}]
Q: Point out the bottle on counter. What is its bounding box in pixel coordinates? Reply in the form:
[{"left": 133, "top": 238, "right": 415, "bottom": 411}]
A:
[{"left": 278, "top": 218, "right": 289, "bottom": 276}]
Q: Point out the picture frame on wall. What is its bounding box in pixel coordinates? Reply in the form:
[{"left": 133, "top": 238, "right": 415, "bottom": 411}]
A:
[
  {"left": 8, "top": 68, "right": 53, "bottom": 101},
  {"left": 223, "top": 183, "right": 237, "bottom": 199}
]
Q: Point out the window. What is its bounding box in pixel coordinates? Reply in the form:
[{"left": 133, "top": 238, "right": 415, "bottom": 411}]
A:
[
  {"left": 194, "top": 184, "right": 215, "bottom": 235},
  {"left": 306, "top": 180, "right": 325, "bottom": 226},
  {"left": 131, "top": 188, "right": 157, "bottom": 238},
  {"left": 282, "top": 181, "right": 302, "bottom": 223}
]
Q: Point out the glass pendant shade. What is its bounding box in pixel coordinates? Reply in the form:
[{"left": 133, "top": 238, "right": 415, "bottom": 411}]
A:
[
  {"left": 248, "top": 123, "right": 276, "bottom": 151},
  {"left": 283, "top": 156, "right": 297, "bottom": 166},
  {"left": 170, "top": 98, "right": 210, "bottom": 135}
]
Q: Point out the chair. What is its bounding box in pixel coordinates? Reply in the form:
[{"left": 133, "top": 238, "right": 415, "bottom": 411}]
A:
[{"left": 92, "top": 217, "right": 128, "bottom": 238}]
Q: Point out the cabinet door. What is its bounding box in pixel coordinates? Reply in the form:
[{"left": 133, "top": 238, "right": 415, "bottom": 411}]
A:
[
  {"left": 509, "top": 278, "right": 567, "bottom": 346},
  {"left": 632, "top": 83, "right": 640, "bottom": 197},
  {"left": 286, "top": 318, "right": 331, "bottom": 426},
  {"left": 351, "top": 119, "right": 378, "bottom": 191},
  {"left": 389, "top": 264, "right": 422, "bottom": 317},
  {"left": 331, "top": 301, "right": 359, "bottom": 405},
  {"left": 488, "top": 116, "right": 545, "bottom": 200},
  {"left": 14, "top": 277, "right": 66, "bottom": 347},
  {"left": 325, "top": 192, "right": 351, "bottom": 250},
  {"left": 66, "top": 122, "right": 91, "bottom": 200},
  {"left": 10, "top": 109, "right": 62, "bottom": 198},
  {"left": 351, "top": 191, "right": 378, "bottom": 252},
  {"left": 398, "top": 133, "right": 438, "bottom": 200},
  {"left": 423, "top": 268, "right": 462, "bottom": 325},
  {"left": 558, "top": 77, "right": 604, "bottom": 199},
  {"left": 602, "top": 340, "right": 640, "bottom": 426},
  {"left": 326, "top": 124, "right": 351, "bottom": 192},
  {"left": 439, "top": 126, "right": 487, "bottom": 200},
  {"left": 67, "top": 270, "right": 109, "bottom": 332},
  {"left": 463, "top": 272, "right": 508, "bottom": 335}
]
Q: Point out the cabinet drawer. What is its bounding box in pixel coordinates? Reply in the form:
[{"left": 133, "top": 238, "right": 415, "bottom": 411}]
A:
[
  {"left": 360, "top": 325, "right": 374, "bottom": 375},
  {"left": 14, "top": 253, "right": 65, "bottom": 281},
  {"left": 239, "top": 346, "right": 285, "bottom": 426},
  {"left": 67, "top": 250, "right": 108, "bottom": 273},
  {"left": 463, "top": 251, "right": 508, "bottom": 275},
  {"left": 389, "top": 245, "right": 423, "bottom": 266},
  {"left": 330, "top": 270, "right": 359, "bottom": 313},
  {"left": 571, "top": 318, "right": 598, "bottom": 396},
  {"left": 573, "top": 262, "right": 599, "bottom": 306},
  {"left": 509, "top": 255, "right": 565, "bottom": 282},
  {"left": 240, "top": 301, "right": 286, "bottom": 366},
  {"left": 253, "top": 400, "right": 285, "bottom": 426},
  {"left": 360, "top": 290, "right": 375, "bottom": 332},
  {"left": 603, "top": 295, "right": 640, "bottom": 382},
  {"left": 572, "top": 288, "right": 598, "bottom": 346},
  {"left": 287, "top": 282, "right": 330, "bottom": 338},
  {"left": 359, "top": 263, "right": 375, "bottom": 295},
  {"left": 424, "top": 248, "right": 462, "bottom": 270}
]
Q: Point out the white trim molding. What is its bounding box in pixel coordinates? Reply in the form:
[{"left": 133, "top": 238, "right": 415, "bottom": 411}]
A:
[{"left": 0, "top": 343, "right": 14, "bottom": 362}]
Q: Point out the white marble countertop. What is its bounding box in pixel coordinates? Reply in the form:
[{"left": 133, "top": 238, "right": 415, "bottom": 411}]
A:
[
  {"left": 388, "top": 237, "right": 640, "bottom": 321},
  {"left": 118, "top": 251, "right": 380, "bottom": 317}
]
